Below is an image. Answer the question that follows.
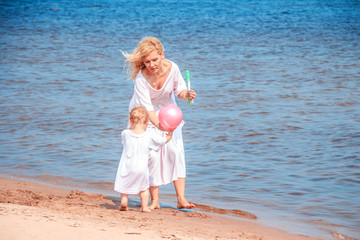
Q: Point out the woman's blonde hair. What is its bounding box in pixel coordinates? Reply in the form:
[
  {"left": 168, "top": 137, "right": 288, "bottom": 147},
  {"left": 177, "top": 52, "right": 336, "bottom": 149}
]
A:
[
  {"left": 129, "top": 105, "right": 149, "bottom": 125},
  {"left": 122, "top": 36, "right": 164, "bottom": 80}
]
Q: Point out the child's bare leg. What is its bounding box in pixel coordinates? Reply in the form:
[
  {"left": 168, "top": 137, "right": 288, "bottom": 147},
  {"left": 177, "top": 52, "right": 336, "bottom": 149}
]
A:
[
  {"left": 120, "top": 193, "right": 128, "bottom": 211},
  {"left": 139, "top": 189, "right": 151, "bottom": 213},
  {"left": 174, "top": 178, "right": 195, "bottom": 209},
  {"left": 149, "top": 186, "right": 160, "bottom": 210}
]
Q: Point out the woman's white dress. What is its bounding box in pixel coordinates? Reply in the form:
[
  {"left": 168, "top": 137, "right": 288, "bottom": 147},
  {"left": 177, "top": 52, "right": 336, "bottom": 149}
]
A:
[
  {"left": 114, "top": 129, "right": 167, "bottom": 194},
  {"left": 128, "top": 61, "right": 187, "bottom": 186}
]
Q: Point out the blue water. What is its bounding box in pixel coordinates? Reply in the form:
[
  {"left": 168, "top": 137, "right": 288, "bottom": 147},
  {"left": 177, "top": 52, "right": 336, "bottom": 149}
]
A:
[{"left": 1, "top": 0, "right": 359, "bottom": 239}]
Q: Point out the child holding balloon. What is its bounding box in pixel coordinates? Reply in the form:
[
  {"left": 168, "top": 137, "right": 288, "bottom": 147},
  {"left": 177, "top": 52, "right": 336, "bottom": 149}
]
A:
[{"left": 114, "top": 106, "right": 173, "bottom": 213}]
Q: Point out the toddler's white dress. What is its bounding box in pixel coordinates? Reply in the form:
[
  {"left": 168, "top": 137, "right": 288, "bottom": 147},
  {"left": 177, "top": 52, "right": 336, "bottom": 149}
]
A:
[
  {"left": 128, "top": 61, "right": 187, "bottom": 186},
  {"left": 114, "top": 129, "right": 167, "bottom": 194}
]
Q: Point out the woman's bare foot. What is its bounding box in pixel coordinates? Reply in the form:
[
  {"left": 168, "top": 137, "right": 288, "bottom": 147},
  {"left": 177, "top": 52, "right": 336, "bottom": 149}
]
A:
[
  {"left": 173, "top": 178, "right": 194, "bottom": 209},
  {"left": 177, "top": 199, "right": 195, "bottom": 209},
  {"left": 149, "top": 200, "right": 160, "bottom": 210},
  {"left": 140, "top": 207, "right": 151, "bottom": 213}
]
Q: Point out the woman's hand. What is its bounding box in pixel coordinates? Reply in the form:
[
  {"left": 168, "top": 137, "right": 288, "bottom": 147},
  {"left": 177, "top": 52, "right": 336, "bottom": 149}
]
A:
[
  {"left": 179, "top": 89, "right": 196, "bottom": 102},
  {"left": 158, "top": 122, "right": 168, "bottom": 131},
  {"left": 187, "top": 89, "right": 196, "bottom": 102},
  {"left": 158, "top": 123, "right": 176, "bottom": 132}
]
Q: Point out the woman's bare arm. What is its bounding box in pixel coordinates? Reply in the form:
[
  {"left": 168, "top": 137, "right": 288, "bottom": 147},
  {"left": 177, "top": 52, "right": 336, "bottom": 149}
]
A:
[{"left": 148, "top": 111, "right": 160, "bottom": 128}]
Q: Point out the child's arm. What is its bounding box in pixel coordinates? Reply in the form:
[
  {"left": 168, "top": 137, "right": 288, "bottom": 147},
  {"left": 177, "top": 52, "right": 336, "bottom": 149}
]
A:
[{"left": 165, "top": 131, "right": 173, "bottom": 143}]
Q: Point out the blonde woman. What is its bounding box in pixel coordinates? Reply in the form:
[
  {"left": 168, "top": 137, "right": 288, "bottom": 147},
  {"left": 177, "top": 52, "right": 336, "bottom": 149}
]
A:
[{"left": 122, "top": 36, "right": 196, "bottom": 209}]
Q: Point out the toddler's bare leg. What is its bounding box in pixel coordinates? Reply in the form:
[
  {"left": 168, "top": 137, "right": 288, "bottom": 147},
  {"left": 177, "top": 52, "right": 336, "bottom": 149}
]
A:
[
  {"left": 149, "top": 186, "right": 160, "bottom": 210},
  {"left": 139, "top": 189, "right": 151, "bottom": 213},
  {"left": 120, "top": 193, "right": 128, "bottom": 211}
]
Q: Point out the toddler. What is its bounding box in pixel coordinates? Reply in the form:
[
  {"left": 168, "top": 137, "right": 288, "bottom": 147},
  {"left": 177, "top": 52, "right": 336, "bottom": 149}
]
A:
[{"left": 114, "top": 106, "right": 172, "bottom": 212}]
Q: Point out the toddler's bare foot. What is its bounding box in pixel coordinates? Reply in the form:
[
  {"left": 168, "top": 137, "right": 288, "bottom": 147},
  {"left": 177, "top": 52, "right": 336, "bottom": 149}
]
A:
[
  {"left": 120, "top": 202, "right": 128, "bottom": 211},
  {"left": 149, "top": 200, "right": 160, "bottom": 210},
  {"left": 177, "top": 199, "right": 195, "bottom": 209},
  {"left": 120, "top": 205, "right": 128, "bottom": 211},
  {"left": 140, "top": 207, "right": 151, "bottom": 213}
]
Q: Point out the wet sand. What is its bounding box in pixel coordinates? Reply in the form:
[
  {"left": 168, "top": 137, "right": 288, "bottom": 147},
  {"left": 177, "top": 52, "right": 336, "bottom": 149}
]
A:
[{"left": 0, "top": 177, "right": 334, "bottom": 240}]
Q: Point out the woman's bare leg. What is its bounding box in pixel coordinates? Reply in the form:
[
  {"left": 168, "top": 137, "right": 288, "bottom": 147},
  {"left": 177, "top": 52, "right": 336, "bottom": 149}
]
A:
[
  {"left": 148, "top": 186, "right": 160, "bottom": 210},
  {"left": 139, "top": 190, "right": 151, "bottom": 213},
  {"left": 120, "top": 193, "right": 129, "bottom": 211},
  {"left": 174, "top": 178, "right": 195, "bottom": 209}
]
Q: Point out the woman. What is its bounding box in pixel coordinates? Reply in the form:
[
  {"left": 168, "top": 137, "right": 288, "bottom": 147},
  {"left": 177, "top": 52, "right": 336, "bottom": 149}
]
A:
[{"left": 122, "top": 36, "right": 196, "bottom": 209}]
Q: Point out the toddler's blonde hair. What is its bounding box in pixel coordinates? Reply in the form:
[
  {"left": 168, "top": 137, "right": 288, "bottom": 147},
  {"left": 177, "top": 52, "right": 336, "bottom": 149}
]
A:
[{"left": 129, "top": 105, "right": 149, "bottom": 125}]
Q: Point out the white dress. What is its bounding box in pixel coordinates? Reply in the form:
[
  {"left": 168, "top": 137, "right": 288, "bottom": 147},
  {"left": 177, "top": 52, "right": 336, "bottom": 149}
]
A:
[
  {"left": 128, "top": 61, "right": 187, "bottom": 186},
  {"left": 114, "top": 129, "right": 167, "bottom": 194}
]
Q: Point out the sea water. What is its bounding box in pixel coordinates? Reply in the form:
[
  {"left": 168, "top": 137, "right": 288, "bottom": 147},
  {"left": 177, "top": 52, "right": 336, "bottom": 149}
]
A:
[{"left": 1, "top": 0, "right": 359, "bottom": 238}]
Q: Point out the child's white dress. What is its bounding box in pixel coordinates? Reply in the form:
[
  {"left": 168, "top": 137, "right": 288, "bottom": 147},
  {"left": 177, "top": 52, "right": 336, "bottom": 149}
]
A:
[
  {"left": 128, "top": 61, "right": 187, "bottom": 186},
  {"left": 114, "top": 129, "right": 167, "bottom": 194}
]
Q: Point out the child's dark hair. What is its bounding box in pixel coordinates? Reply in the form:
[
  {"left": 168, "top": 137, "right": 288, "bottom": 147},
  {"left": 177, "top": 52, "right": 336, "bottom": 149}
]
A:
[{"left": 129, "top": 105, "right": 149, "bottom": 125}]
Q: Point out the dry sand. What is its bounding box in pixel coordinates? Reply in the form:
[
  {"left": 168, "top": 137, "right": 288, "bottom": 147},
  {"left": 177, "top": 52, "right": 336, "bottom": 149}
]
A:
[{"left": 0, "top": 177, "right": 340, "bottom": 240}]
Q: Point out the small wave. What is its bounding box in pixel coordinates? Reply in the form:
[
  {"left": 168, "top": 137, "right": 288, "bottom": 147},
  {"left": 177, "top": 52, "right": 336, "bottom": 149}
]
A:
[
  {"left": 244, "top": 133, "right": 265, "bottom": 137},
  {"left": 87, "top": 182, "right": 113, "bottom": 187},
  {"left": 194, "top": 203, "right": 257, "bottom": 220},
  {"left": 287, "top": 125, "right": 303, "bottom": 131},
  {"left": 288, "top": 192, "right": 305, "bottom": 196},
  {"left": 212, "top": 136, "right": 228, "bottom": 142},
  {"left": 337, "top": 101, "right": 356, "bottom": 107},
  {"left": 14, "top": 165, "right": 33, "bottom": 169}
]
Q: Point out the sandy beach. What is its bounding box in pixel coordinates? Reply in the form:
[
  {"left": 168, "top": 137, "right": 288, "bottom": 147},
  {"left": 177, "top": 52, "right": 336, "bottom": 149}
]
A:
[{"left": 0, "top": 177, "right": 336, "bottom": 240}]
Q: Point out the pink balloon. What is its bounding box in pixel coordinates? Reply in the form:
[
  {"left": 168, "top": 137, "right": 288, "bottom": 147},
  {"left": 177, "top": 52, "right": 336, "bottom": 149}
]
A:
[{"left": 158, "top": 104, "right": 183, "bottom": 130}]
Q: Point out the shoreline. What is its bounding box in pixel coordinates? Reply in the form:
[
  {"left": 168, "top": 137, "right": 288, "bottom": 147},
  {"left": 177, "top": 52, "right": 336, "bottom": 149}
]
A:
[{"left": 0, "top": 176, "right": 335, "bottom": 240}]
